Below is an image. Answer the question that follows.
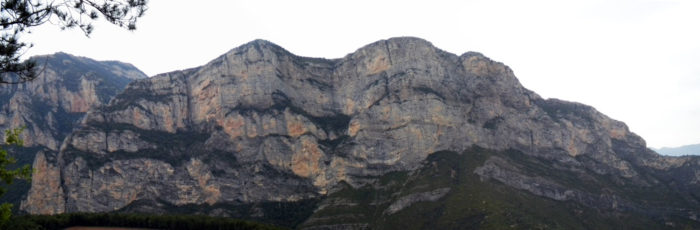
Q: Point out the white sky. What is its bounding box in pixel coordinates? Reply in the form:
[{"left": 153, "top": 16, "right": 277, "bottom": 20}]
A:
[{"left": 20, "top": 0, "right": 700, "bottom": 149}]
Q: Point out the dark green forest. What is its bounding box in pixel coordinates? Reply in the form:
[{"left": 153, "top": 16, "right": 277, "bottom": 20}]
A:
[{"left": 6, "top": 212, "right": 281, "bottom": 230}]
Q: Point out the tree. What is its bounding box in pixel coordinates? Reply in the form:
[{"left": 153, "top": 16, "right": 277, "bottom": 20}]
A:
[
  {"left": 0, "top": 127, "right": 31, "bottom": 229},
  {"left": 1, "top": 0, "right": 148, "bottom": 84}
]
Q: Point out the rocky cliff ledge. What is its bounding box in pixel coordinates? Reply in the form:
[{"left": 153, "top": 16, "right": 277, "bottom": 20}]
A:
[
  {"left": 21, "top": 38, "right": 699, "bottom": 227},
  {"left": 0, "top": 52, "right": 146, "bottom": 209}
]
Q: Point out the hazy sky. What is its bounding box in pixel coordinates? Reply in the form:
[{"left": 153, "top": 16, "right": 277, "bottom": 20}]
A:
[{"left": 21, "top": 0, "right": 700, "bottom": 148}]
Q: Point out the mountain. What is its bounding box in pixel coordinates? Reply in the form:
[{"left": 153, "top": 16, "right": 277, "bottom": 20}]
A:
[
  {"left": 20, "top": 38, "right": 700, "bottom": 229},
  {"left": 0, "top": 52, "right": 147, "bottom": 210},
  {"left": 656, "top": 144, "right": 700, "bottom": 156}
]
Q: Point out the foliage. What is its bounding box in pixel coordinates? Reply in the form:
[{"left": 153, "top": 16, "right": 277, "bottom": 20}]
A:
[
  {"left": 0, "top": 0, "right": 147, "bottom": 83},
  {"left": 117, "top": 199, "right": 320, "bottom": 229},
  {"left": 0, "top": 127, "right": 32, "bottom": 229},
  {"left": 6, "top": 212, "right": 283, "bottom": 230},
  {"left": 0, "top": 144, "right": 36, "bottom": 213}
]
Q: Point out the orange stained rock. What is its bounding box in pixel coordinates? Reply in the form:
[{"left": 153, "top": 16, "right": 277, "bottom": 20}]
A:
[
  {"left": 431, "top": 112, "right": 449, "bottom": 126},
  {"left": 185, "top": 159, "right": 221, "bottom": 205},
  {"left": 222, "top": 115, "right": 245, "bottom": 138},
  {"left": 348, "top": 120, "right": 361, "bottom": 137},
  {"left": 368, "top": 55, "right": 390, "bottom": 75},
  {"left": 22, "top": 152, "right": 64, "bottom": 214},
  {"left": 69, "top": 93, "right": 88, "bottom": 113},
  {"left": 291, "top": 138, "right": 323, "bottom": 178},
  {"left": 195, "top": 79, "right": 217, "bottom": 100},
  {"left": 235, "top": 142, "right": 243, "bottom": 152},
  {"left": 246, "top": 122, "right": 259, "bottom": 138},
  {"left": 203, "top": 185, "right": 221, "bottom": 205},
  {"left": 160, "top": 108, "right": 176, "bottom": 133},
  {"left": 567, "top": 138, "right": 580, "bottom": 157},
  {"left": 262, "top": 117, "right": 276, "bottom": 132},
  {"left": 464, "top": 56, "right": 506, "bottom": 77},
  {"left": 609, "top": 128, "right": 627, "bottom": 139},
  {"left": 286, "top": 119, "right": 306, "bottom": 137},
  {"left": 132, "top": 108, "right": 143, "bottom": 127}
]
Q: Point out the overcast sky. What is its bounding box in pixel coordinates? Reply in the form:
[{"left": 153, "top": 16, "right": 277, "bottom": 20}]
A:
[{"left": 21, "top": 0, "right": 700, "bottom": 149}]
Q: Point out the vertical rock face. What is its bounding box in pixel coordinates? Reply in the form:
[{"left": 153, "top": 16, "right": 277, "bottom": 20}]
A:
[
  {"left": 0, "top": 52, "right": 146, "bottom": 211},
  {"left": 0, "top": 52, "right": 147, "bottom": 150},
  {"left": 20, "top": 151, "right": 64, "bottom": 214},
  {"left": 21, "top": 38, "right": 699, "bottom": 226}
]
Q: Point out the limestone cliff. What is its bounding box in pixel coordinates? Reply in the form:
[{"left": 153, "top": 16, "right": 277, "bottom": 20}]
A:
[
  {"left": 21, "top": 38, "right": 699, "bottom": 228},
  {"left": 1, "top": 52, "right": 146, "bottom": 150},
  {"left": 0, "top": 52, "right": 146, "bottom": 209}
]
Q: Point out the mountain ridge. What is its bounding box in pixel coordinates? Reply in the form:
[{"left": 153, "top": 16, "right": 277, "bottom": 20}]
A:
[
  {"left": 19, "top": 37, "right": 700, "bottom": 228},
  {"left": 656, "top": 143, "right": 700, "bottom": 156}
]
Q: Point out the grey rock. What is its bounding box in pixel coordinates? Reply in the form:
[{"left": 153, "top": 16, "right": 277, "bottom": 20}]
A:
[
  {"left": 0, "top": 52, "right": 146, "bottom": 150},
  {"left": 384, "top": 187, "right": 450, "bottom": 215},
  {"left": 21, "top": 38, "right": 700, "bottom": 223},
  {"left": 0, "top": 52, "right": 145, "bottom": 209}
]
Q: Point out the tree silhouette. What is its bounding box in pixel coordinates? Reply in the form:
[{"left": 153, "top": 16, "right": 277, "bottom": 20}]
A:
[
  {"left": 1, "top": 0, "right": 148, "bottom": 84},
  {"left": 0, "top": 128, "right": 31, "bottom": 229}
]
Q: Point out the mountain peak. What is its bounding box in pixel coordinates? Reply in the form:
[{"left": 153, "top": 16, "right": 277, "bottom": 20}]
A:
[
  {"left": 228, "top": 38, "right": 290, "bottom": 56},
  {"left": 384, "top": 36, "right": 434, "bottom": 46},
  {"left": 352, "top": 36, "right": 438, "bottom": 56},
  {"left": 28, "top": 52, "right": 147, "bottom": 80}
]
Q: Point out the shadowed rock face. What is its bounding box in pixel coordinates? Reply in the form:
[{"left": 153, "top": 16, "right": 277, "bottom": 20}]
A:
[
  {"left": 0, "top": 53, "right": 146, "bottom": 212},
  {"left": 1, "top": 52, "right": 146, "bottom": 150},
  {"left": 21, "top": 38, "right": 699, "bottom": 226}
]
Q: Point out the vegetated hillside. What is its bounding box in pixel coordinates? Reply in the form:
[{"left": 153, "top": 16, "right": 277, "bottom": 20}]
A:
[
  {"left": 302, "top": 147, "right": 699, "bottom": 229},
  {"left": 0, "top": 52, "right": 147, "bottom": 211},
  {"left": 656, "top": 143, "right": 700, "bottom": 156},
  {"left": 21, "top": 38, "right": 699, "bottom": 229}
]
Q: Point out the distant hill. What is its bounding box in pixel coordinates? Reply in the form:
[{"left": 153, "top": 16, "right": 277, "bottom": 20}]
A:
[
  {"left": 0, "top": 52, "right": 146, "bottom": 211},
  {"left": 655, "top": 144, "right": 700, "bottom": 156}
]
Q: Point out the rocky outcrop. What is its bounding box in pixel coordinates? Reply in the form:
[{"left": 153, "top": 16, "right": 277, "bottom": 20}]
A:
[
  {"left": 0, "top": 52, "right": 146, "bottom": 210},
  {"left": 0, "top": 52, "right": 146, "bottom": 150},
  {"left": 21, "top": 38, "right": 699, "bottom": 226},
  {"left": 19, "top": 150, "right": 65, "bottom": 214},
  {"left": 384, "top": 188, "right": 450, "bottom": 215},
  {"left": 473, "top": 155, "right": 635, "bottom": 211}
]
